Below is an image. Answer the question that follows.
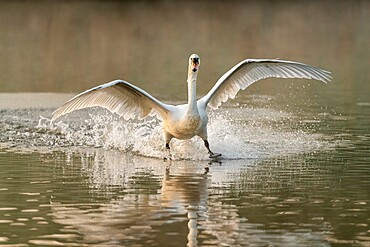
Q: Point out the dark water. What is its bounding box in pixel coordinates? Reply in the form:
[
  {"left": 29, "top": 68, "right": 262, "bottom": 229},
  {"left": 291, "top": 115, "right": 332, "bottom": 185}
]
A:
[
  {"left": 0, "top": 0, "right": 369, "bottom": 246},
  {"left": 0, "top": 0, "right": 369, "bottom": 99}
]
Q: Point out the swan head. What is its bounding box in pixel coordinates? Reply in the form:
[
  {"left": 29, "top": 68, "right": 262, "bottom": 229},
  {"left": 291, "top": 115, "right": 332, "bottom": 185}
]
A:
[{"left": 189, "top": 54, "right": 200, "bottom": 73}]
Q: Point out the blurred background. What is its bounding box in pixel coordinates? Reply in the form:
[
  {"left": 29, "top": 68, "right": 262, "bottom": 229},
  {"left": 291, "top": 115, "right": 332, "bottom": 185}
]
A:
[{"left": 0, "top": 0, "right": 368, "bottom": 102}]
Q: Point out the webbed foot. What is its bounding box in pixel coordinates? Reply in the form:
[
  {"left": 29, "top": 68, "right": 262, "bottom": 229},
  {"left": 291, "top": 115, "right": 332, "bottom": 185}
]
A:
[{"left": 209, "top": 152, "right": 222, "bottom": 159}]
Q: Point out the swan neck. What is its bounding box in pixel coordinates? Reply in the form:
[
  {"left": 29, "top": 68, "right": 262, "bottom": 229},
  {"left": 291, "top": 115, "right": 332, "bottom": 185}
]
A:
[{"left": 187, "top": 73, "right": 198, "bottom": 113}]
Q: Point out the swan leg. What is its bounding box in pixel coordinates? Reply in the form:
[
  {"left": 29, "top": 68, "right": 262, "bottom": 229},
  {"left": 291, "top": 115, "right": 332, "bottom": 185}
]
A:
[
  {"left": 204, "top": 140, "right": 212, "bottom": 153},
  {"left": 163, "top": 131, "right": 173, "bottom": 161},
  {"left": 164, "top": 142, "right": 171, "bottom": 161},
  {"left": 204, "top": 140, "right": 221, "bottom": 158}
]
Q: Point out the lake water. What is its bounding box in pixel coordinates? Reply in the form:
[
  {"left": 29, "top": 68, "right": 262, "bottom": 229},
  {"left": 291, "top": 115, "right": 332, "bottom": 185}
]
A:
[
  {"left": 0, "top": 88, "right": 369, "bottom": 246},
  {"left": 0, "top": 1, "right": 369, "bottom": 246}
]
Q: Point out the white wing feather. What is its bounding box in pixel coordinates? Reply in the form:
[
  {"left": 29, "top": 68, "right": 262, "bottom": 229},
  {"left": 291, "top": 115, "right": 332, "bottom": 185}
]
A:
[
  {"left": 51, "top": 79, "right": 170, "bottom": 121},
  {"left": 199, "top": 59, "right": 332, "bottom": 109}
]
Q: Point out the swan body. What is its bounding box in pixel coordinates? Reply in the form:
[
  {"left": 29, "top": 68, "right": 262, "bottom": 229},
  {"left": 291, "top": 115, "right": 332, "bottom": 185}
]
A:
[{"left": 52, "top": 54, "right": 331, "bottom": 158}]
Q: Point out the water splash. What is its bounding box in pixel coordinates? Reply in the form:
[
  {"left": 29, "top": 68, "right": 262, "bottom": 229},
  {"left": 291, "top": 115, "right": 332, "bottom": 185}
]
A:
[{"left": 32, "top": 106, "right": 330, "bottom": 160}]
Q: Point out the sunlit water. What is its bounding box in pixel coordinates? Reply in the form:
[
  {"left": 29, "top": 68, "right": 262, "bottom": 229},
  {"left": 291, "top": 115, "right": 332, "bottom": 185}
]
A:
[
  {"left": 0, "top": 1, "right": 369, "bottom": 245},
  {"left": 0, "top": 93, "right": 369, "bottom": 246}
]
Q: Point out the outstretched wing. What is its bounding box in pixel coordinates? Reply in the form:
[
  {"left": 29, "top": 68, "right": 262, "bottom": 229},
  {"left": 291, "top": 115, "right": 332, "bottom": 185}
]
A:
[
  {"left": 52, "top": 79, "right": 171, "bottom": 121},
  {"left": 198, "top": 59, "right": 332, "bottom": 109}
]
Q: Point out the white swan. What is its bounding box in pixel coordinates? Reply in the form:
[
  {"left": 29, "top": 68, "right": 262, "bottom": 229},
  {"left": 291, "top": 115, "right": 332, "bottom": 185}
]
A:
[{"left": 52, "top": 54, "right": 331, "bottom": 159}]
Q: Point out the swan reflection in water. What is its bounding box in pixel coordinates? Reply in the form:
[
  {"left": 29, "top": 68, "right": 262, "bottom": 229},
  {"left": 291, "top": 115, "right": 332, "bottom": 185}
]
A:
[
  {"left": 49, "top": 150, "right": 242, "bottom": 246},
  {"left": 48, "top": 149, "right": 335, "bottom": 246}
]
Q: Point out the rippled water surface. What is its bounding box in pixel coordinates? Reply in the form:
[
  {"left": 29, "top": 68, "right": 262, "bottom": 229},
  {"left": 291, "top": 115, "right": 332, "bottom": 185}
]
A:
[
  {"left": 0, "top": 1, "right": 369, "bottom": 246},
  {"left": 0, "top": 92, "right": 369, "bottom": 246}
]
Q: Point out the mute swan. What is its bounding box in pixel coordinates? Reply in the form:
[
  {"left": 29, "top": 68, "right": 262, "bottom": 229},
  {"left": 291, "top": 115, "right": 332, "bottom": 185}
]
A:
[{"left": 52, "top": 54, "right": 331, "bottom": 159}]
